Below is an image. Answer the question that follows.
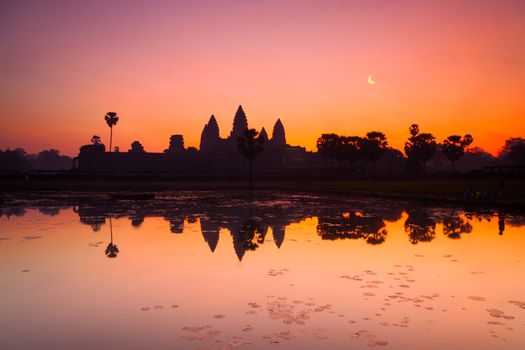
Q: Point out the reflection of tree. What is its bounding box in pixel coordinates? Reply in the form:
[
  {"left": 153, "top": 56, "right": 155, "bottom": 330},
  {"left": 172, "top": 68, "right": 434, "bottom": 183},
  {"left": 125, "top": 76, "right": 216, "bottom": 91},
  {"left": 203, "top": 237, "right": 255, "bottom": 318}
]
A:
[
  {"left": 165, "top": 213, "right": 185, "bottom": 234},
  {"left": 375, "top": 207, "right": 404, "bottom": 223},
  {"left": 130, "top": 215, "right": 144, "bottom": 228},
  {"left": 80, "top": 217, "right": 105, "bottom": 232},
  {"left": 366, "top": 230, "right": 387, "bottom": 245},
  {"left": 75, "top": 206, "right": 106, "bottom": 232},
  {"left": 0, "top": 207, "right": 27, "bottom": 218},
  {"left": 442, "top": 214, "right": 472, "bottom": 239},
  {"left": 498, "top": 212, "right": 505, "bottom": 236},
  {"left": 105, "top": 218, "right": 119, "bottom": 258},
  {"left": 38, "top": 207, "right": 61, "bottom": 216},
  {"left": 232, "top": 218, "right": 267, "bottom": 261},
  {"left": 317, "top": 212, "right": 387, "bottom": 245},
  {"left": 404, "top": 209, "right": 436, "bottom": 244}
]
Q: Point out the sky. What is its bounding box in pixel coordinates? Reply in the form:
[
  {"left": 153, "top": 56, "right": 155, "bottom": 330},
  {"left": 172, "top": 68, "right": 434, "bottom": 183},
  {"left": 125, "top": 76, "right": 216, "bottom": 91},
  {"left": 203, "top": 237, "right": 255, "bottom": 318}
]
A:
[{"left": 1, "top": 0, "right": 524, "bottom": 156}]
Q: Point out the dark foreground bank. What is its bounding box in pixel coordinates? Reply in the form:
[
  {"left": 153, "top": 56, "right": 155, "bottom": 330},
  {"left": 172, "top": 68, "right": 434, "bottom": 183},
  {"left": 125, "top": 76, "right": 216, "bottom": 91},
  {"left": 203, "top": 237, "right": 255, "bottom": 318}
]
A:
[{"left": 1, "top": 179, "right": 524, "bottom": 211}]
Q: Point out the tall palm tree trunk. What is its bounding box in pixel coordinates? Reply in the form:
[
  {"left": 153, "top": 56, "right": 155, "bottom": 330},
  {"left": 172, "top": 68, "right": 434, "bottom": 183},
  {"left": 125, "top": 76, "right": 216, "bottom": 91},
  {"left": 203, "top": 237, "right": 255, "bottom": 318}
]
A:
[
  {"left": 110, "top": 217, "right": 113, "bottom": 244},
  {"left": 109, "top": 126, "right": 113, "bottom": 152}
]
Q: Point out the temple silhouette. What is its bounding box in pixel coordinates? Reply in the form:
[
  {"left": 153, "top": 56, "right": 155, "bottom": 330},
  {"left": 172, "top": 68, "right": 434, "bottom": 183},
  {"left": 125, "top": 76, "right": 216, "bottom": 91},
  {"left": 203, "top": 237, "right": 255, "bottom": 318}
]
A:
[{"left": 74, "top": 105, "right": 316, "bottom": 174}]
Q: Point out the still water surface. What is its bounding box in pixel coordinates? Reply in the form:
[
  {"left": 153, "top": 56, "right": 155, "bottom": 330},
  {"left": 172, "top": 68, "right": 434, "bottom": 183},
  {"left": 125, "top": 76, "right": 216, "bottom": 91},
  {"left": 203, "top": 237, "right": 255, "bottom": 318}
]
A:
[{"left": 1, "top": 192, "right": 524, "bottom": 349}]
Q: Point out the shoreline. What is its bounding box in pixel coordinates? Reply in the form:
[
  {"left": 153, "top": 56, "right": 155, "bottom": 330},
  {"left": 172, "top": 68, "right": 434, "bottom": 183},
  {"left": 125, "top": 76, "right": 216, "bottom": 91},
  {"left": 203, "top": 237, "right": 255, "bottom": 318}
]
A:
[{"left": 1, "top": 179, "right": 524, "bottom": 212}]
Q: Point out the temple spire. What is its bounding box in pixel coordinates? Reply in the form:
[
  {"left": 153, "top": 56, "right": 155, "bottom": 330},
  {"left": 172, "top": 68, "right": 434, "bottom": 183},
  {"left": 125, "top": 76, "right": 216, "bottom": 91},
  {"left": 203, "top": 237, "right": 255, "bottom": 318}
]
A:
[
  {"left": 230, "top": 105, "right": 248, "bottom": 140},
  {"left": 259, "top": 127, "right": 268, "bottom": 142},
  {"left": 200, "top": 114, "right": 220, "bottom": 151},
  {"left": 271, "top": 118, "right": 286, "bottom": 146}
]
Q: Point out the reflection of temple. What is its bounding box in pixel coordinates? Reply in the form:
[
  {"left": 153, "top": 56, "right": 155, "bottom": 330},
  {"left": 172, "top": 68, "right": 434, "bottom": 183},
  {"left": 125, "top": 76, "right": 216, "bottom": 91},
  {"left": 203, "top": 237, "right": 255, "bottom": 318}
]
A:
[
  {"left": 68, "top": 194, "right": 408, "bottom": 260},
  {"left": 8, "top": 194, "right": 516, "bottom": 260},
  {"left": 75, "top": 105, "right": 317, "bottom": 173}
]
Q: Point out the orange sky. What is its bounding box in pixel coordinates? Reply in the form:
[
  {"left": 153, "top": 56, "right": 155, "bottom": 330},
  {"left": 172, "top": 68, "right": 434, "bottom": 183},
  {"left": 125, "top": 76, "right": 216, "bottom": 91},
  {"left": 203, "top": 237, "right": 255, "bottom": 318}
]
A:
[{"left": 1, "top": 0, "right": 524, "bottom": 156}]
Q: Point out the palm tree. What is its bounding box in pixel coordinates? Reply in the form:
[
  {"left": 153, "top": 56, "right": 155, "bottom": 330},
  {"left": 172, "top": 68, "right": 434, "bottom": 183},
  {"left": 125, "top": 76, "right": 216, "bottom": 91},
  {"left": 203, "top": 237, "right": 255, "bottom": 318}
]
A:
[
  {"left": 104, "top": 112, "right": 119, "bottom": 152},
  {"left": 238, "top": 128, "right": 264, "bottom": 189},
  {"left": 404, "top": 124, "right": 436, "bottom": 172}
]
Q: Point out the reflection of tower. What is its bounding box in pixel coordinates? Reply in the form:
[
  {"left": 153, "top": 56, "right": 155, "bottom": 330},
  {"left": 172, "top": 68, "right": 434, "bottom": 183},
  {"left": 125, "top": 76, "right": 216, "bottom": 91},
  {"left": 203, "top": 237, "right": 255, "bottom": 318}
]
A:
[
  {"left": 272, "top": 224, "right": 285, "bottom": 248},
  {"left": 200, "top": 218, "right": 220, "bottom": 252},
  {"left": 232, "top": 234, "right": 246, "bottom": 261}
]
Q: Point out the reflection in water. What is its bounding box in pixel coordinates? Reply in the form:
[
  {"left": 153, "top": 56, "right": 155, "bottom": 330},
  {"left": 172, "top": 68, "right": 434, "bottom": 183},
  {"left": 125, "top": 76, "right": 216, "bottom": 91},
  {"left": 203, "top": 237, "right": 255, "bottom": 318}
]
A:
[
  {"left": 442, "top": 212, "right": 472, "bottom": 239},
  {"left": 499, "top": 211, "right": 506, "bottom": 236},
  {"left": 105, "top": 218, "right": 119, "bottom": 258},
  {"left": 1, "top": 192, "right": 522, "bottom": 261},
  {"left": 404, "top": 208, "right": 436, "bottom": 244},
  {"left": 317, "top": 211, "right": 387, "bottom": 245},
  {"left": 1, "top": 192, "right": 525, "bottom": 350}
]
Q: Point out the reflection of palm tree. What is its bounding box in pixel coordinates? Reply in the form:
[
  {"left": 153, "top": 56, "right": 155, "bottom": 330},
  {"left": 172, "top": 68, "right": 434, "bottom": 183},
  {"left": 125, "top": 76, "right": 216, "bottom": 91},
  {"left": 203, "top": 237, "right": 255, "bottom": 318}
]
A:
[
  {"left": 238, "top": 129, "right": 264, "bottom": 189},
  {"left": 105, "top": 218, "right": 119, "bottom": 258},
  {"left": 104, "top": 112, "right": 119, "bottom": 152}
]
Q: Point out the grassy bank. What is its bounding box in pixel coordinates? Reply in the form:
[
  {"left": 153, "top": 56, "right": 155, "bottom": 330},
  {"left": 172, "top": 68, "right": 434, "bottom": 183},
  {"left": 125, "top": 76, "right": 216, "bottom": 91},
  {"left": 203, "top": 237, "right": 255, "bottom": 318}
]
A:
[{"left": 1, "top": 179, "right": 523, "bottom": 204}]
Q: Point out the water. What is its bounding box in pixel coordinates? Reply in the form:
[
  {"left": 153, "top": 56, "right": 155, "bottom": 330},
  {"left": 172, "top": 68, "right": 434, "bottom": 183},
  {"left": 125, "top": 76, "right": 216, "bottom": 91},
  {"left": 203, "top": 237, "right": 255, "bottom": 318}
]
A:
[{"left": 1, "top": 192, "right": 524, "bottom": 349}]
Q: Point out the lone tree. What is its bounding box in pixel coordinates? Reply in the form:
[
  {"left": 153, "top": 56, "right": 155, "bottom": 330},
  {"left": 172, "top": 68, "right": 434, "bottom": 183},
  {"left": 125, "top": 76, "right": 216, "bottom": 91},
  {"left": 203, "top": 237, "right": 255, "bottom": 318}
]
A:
[
  {"left": 91, "top": 135, "right": 102, "bottom": 145},
  {"left": 238, "top": 128, "right": 265, "bottom": 189},
  {"left": 404, "top": 124, "right": 436, "bottom": 172},
  {"left": 442, "top": 134, "right": 473, "bottom": 171},
  {"left": 104, "top": 112, "right": 119, "bottom": 153},
  {"left": 317, "top": 133, "right": 341, "bottom": 166},
  {"left": 361, "top": 131, "right": 388, "bottom": 173}
]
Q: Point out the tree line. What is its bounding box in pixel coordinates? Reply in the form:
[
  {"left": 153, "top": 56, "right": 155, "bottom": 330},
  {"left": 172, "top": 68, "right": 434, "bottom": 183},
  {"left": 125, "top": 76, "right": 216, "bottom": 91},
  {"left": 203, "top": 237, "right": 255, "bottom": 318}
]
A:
[
  {"left": 0, "top": 148, "right": 73, "bottom": 172},
  {"left": 316, "top": 124, "right": 525, "bottom": 173}
]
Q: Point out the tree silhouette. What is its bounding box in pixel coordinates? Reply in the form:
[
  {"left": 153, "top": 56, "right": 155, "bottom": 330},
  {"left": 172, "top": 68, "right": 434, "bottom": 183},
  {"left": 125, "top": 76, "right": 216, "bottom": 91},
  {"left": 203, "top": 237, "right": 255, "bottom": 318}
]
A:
[
  {"left": 238, "top": 128, "right": 265, "bottom": 188},
  {"left": 129, "top": 140, "right": 145, "bottom": 153},
  {"left": 91, "top": 135, "right": 102, "bottom": 145},
  {"left": 442, "top": 214, "right": 472, "bottom": 239},
  {"left": 361, "top": 131, "right": 388, "bottom": 173},
  {"left": 499, "top": 137, "right": 525, "bottom": 164},
  {"left": 104, "top": 112, "right": 119, "bottom": 153},
  {"left": 404, "top": 124, "right": 436, "bottom": 172},
  {"left": 340, "top": 136, "right": 362, "bottom": 166},
  {"left": 317, "top": 134, "right": 341, "bottom": 165},
  {"left": 442, "top": 134, "right": 473, "bottom": 171}
]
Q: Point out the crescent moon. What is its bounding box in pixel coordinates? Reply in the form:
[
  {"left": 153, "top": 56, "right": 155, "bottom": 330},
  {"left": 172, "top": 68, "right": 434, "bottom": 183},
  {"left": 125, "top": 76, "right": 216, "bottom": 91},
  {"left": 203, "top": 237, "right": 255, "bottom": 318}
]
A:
[{"left": 367, "top": 74, "right": 376, "bottom": 85}]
